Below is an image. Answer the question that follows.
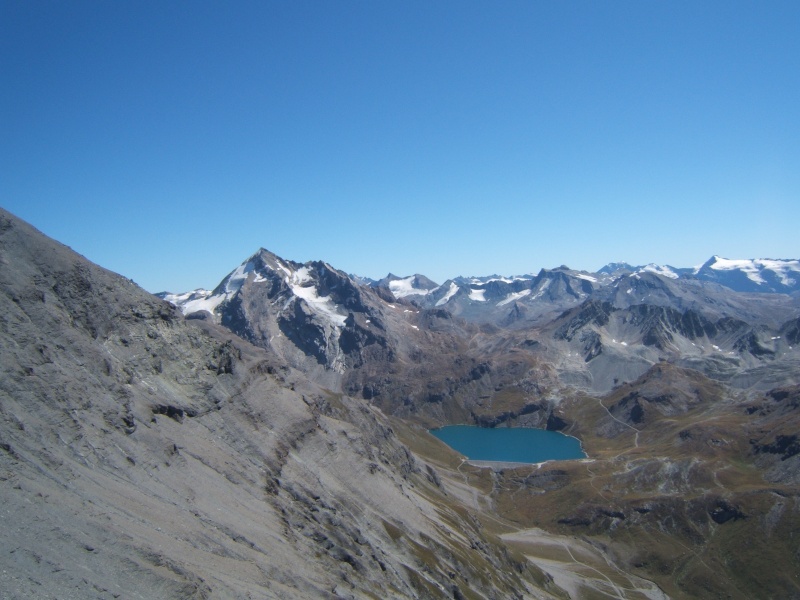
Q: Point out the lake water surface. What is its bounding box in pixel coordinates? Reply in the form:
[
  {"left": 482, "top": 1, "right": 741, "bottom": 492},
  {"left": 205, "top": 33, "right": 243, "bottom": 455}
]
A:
[{"left": 430, "top": 425, "right": 586, "bottom": 464}]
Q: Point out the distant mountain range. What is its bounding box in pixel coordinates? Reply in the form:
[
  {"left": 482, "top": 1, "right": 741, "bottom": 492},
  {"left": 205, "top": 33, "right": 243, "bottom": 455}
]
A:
[
  {"left": 4, "top": 204, "right": 800, "bottom": 599},
  {"left": 598, "top": 256, "right": 800, "bottom": 293},
  {"left": 354, "top": 255, "right": 800, "bottom": 301},
  {"left": 155, "top": 246, "right": 800, "bottom": 597},
  {"left": 160, "top": 250, "right": 800, "bottom": 407},
  {"left": 162, "top": 254, "right": 800, "bottom": 320}
]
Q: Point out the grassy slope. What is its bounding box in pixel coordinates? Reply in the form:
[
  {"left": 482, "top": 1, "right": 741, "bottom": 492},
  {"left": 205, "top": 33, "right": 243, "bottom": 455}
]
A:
[{"left": 399, "top": 364, "right": 800, "bottom": 599}]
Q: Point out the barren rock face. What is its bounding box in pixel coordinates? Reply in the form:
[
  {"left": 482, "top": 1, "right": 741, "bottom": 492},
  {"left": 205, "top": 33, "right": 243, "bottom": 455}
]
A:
[
  {"left": 0, "top": 209, "right": 543, "bottom": 599},
  {"left": 4, "top": 206, "right": 800, "bottom": 600},
  {"left": 163, "top": 239, "right": 800, "bottom": 430}
]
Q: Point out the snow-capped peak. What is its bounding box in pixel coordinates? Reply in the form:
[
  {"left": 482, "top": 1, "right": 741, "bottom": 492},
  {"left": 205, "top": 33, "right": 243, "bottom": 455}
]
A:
[
  {"left": 159, "top": 288, "right": 222, "bottom": 315},
  {"left": 706, "top": 256, "right": 799, "bottom": 285},
  {"left": 693, "top": 256, "right": 800, "bottom": 292},
  {"left": 285, "top": 265, "right": 347, "bottom": 327},
  {"left": 435, "top": 282, "right": 460, "bottom": 306},
  {"left": 222, "top": 259, "right": 257, "bottom": 294},
  {"left": 377, "top": 274, "right": 439, "bottom": 298},
  {"left": 163, "top": 250, "right": 351, "bottom": 328},
  {"left": 638, "top": 264, "right": 680, "bottom": 279},
  {"left": 389, "top": 276, "right": 431, "bottom": 298}
]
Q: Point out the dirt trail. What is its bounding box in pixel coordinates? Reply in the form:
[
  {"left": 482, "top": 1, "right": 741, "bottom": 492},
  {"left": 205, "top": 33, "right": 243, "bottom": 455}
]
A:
[
  {"left": 502, "top": 528, "right": 669, "bottom": 600},
  {"left": 596, "top": 397, "right": 641, "bottom": 450}
]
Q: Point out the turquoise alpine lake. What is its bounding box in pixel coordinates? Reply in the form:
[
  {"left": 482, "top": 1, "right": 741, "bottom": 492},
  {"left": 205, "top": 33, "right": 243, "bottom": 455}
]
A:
[{"left": 429, "top": 425, "right": 586, "bottom": 463}]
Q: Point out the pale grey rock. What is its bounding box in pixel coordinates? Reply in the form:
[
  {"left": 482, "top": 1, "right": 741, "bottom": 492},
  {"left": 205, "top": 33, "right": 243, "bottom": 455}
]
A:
[{"left": 0, "top": 208, "right": 544, "bottom": 599}]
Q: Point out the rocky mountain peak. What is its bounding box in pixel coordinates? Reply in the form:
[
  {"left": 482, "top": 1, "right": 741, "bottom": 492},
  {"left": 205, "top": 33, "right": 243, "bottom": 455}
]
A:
[
  {"left": 5, "top": 205, "right": 800, "bottom": 599},
  {"left": 373, "top": 273, "right": 440, "bottom": 299},
  {"left": 693, "top": 255, "right": 800, "bottom": 293},
  {"left": 2, "top": 207, "right": 555, "bottom": 599},
  {"left": 597, "top": 261, "right": 637, "bottom": 275}
]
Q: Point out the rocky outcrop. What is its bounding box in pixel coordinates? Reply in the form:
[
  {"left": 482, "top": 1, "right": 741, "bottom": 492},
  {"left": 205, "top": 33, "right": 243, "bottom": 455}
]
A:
[
  {"left": 553, "top": 300, "right": 615, "bottom": 342},
  {"left": 605, "top": 363, "right": 723, "bottom": 426},
  {"left": 0, "top": 208, "right": 545, "bottom": 599}
]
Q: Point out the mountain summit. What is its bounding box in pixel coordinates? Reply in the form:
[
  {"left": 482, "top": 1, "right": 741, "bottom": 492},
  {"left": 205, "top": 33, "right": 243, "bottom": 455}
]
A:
[
  {"left": 4, "top": 206, "right": 800, "bottom": 599},
  {"left": 0, "top": 208, "right": 547, "bottom": 598},
  {"left": 162, "top": 247, "right": 800, "bottom": 413},
  {"left": 692, "top": 255, "right": 800, "bottom": 293}
]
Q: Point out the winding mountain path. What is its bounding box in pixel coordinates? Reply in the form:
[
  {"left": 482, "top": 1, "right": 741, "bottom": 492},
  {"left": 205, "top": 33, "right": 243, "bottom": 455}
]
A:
[{"left": 597, "top": 397, "right": 641, "bottom": 449}]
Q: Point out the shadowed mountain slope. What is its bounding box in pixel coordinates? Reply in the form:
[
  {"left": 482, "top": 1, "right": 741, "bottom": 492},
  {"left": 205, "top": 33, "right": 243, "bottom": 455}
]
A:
[
  {"left": 6, "top": 206, "right": 800, "bottom": 599},
  {"left": 0, "top": 208, "right": 552, "bottom": 599},
  {"left": 163, "top": 248, "right": 800, "bottom": 426}
]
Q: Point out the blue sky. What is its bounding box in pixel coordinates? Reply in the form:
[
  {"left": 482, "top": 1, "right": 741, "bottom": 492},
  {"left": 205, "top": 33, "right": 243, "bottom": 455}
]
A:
[{"left": 2, "top": 1, "right": 799, "bottom": 293}]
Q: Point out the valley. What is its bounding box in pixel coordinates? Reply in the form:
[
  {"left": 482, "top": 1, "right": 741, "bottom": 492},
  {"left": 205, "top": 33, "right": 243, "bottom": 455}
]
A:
[
  {"left": 2, "top": 206, "right": 799, "bottom": 599},
  {"left": 157, "top": 244, "right": 800, "bottom": 598}
]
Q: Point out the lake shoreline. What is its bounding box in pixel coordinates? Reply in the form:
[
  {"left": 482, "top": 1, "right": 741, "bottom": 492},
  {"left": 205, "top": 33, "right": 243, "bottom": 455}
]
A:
[
  {"left": 429, "top": 424, "right": 587, "bottom": 464},
  {"left": 466, "top": 458, "right": 589, "bottom": 470}
]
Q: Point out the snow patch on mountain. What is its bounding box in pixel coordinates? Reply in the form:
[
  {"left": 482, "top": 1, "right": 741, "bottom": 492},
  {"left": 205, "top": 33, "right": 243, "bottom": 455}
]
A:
[
  {"left": 462, "top": 275, "right": 532, "bottom": 285},
  {"left": 706, "top": 257, "right": 800, "bottom": 286},
  {"left": 290, "top": 282, "right": 348, "bottom": 326},
  {"left": 497, "top": 289, "right": 531, "bottom": 307},
  {"left": 163, "top": 254, "right": 350, "bottom": 329},
  {"left": 389, "top": 276, "right": 433, "bottom": 298},
  {"left": 531, "top": 278, "right": 552, "bottom": 299},
  {"left": 469, "top": 288, "right": 487, "bottom": 302},
  {"left": 165, "top": 258, "right": 263, "bottom": 316},
  {"left": 291, "top": 266, "right": 313, "bottom": 285},
  {"left": 224, "top": 260, "right": 256, "bottom": 293},
  {"left": 639, "top": 264, "right": 680, "bottom": 279},
  {"left": 436, "top": 282, "right": 460, "bottom": 306},
  {"left": 161, "top": 289, "right": 225, "bottom": 315},
  {"left": 279, "top": 265, "right": 348, "bottom": 327}
]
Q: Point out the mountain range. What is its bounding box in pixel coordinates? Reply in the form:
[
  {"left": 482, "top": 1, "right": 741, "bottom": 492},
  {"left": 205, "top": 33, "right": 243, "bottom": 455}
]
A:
[
  {"left": 3, "top": 205, "right": 800, "bottom": 599},
  {"left": 160, "top": 250, "right": 800, "bottom": 417}
]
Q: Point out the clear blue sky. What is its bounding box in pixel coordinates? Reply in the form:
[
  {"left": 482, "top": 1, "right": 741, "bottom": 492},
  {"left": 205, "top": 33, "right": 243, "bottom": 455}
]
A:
[{"left": 2, "top": 1, "right": 798, "bottom": 292}]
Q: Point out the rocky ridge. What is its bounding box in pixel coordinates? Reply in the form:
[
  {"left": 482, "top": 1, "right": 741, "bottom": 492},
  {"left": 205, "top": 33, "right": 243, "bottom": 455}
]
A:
[
  {"left": 162, "top": 248, "right": 800, "bottom": 425},
  {"left": 0, "top": 208, "right": 552, "bottom": 599},
  {"left": 5, "top": 205, "right": 800, "bottom": 599},
  {"left": 154, "top": 242, "right": 800, "bottom": 598}
]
